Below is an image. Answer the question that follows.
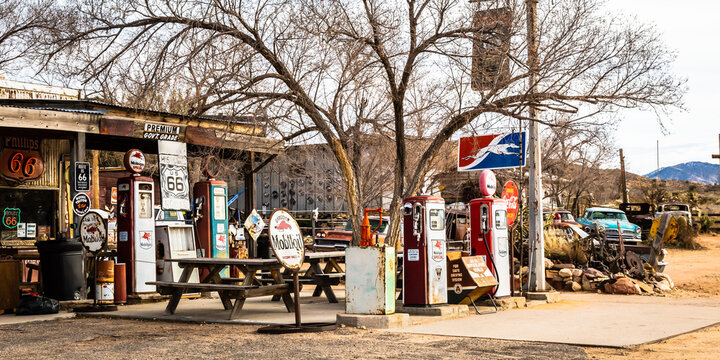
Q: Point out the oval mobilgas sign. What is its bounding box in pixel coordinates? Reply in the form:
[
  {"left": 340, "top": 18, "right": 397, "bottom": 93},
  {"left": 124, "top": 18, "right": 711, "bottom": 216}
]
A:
[
  {"left": 502, "top": 181, "right": 519, "bottom": 227},
  {"left": 268, "top": 209, "right": 305, "bottom": 270}
]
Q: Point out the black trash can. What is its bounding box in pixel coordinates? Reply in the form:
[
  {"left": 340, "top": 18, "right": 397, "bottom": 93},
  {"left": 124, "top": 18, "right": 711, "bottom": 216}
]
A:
[{"left": 36, "top": 239, "right": 86, "bottom": 301}]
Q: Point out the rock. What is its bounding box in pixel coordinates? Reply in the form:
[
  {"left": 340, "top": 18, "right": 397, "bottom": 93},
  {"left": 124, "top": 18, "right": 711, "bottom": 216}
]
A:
[
  {"left": 613, "top": 272, "right": 625, "bottom": 279},
  {"left": 340, "top": 324, "right": 346, "bottom": 328},
  {"left": 608, "top": 278, "right": 639, "bottom": 295},
  {"left": 582, "top": 277, "right": 594, "bottom": 291},
  {"left": 558, "top": 268, "right": 573, "bottom": 278},
  {"left": 570, "top": 269, "right": 583, "bottom": 277},
  {"left": 603, "top": 282, "right": 614, "bottom": 294},
  {"left": 583, "top": 268, "right": 604, "bottom": 279},
  {"left": 655, "top": 279, "right": 672, "bottom": 292},
  {"left": 552, "top": 263, "right": 575, "bottom": 270},
  {"left": 571, "top": 282, "right": 582, "bottom": 292},
  {"left": 544, "top": 258, "right": 554, "bottom": 269},
  {"left": 654, "top": 273, "right": 674, "bottom": 288}
]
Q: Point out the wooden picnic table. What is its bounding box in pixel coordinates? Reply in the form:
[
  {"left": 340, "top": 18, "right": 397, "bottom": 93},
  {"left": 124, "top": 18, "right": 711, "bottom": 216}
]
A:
[
  {"left": 271, "top": 251, "right": 345, "bottom": 303},
  {"left": 147, "top": 257, "right": 293, "bottom": 320}
]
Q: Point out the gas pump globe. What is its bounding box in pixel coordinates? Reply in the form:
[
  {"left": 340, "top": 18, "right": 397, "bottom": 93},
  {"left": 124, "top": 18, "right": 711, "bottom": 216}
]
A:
[
  {"left": 117, "top": 149, "right": 157, "bottom": 295},
  {"left": 402, "top": 196, "right": 448, "bottom": 306},
  {"left": 470, "top": 170, "right": 511, "bottom": 297}
]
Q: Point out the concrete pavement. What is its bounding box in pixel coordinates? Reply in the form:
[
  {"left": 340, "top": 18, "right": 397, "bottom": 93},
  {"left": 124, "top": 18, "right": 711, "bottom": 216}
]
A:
[
  {"left": 389, "top": 292, "right": 720, "bottom": 348},
  {"left": 0, "top": 312, "right": 75, "bottom": 326}
]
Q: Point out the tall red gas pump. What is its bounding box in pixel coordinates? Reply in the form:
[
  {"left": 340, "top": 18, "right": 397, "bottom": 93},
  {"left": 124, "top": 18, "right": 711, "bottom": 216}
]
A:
[
  {"left": 193, "top": 156, "right": 229, "bottom": 277},
  {"left": 402, "top": 196, "right": 448, "bottom": 306},
  {"left": 469, "top": 170, "right": 511, "bottom": 297},
  {"left": 117, "top": 149, "right": 157, "bottom": 295}
]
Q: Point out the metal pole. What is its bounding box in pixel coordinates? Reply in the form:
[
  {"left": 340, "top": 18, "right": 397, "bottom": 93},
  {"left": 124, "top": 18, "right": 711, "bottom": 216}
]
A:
[
  {"left": 293, "top": 269, "right": 301, "bottom": 327},
  {"left": 526, "top": 0, "right": 545, "bottom": 292},
  {"left": 620, "top": 149, "right": 628, "bottom": 203}
]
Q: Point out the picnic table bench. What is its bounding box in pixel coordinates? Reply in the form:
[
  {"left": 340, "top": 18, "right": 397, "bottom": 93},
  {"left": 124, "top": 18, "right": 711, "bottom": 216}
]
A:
[
  {"left": 147, "top": 257, "right": 293, "bottom": 320},
  {"left": 270, "top": 250, "right": 346, "bottom": 303}
]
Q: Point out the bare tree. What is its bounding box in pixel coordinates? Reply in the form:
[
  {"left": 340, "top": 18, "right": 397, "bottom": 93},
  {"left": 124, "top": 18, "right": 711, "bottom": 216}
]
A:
[
  {"left": 35, "top": 0, "right": 684, "bottom": 246},
  {"left": 0, "top": 0, "right": 57, "bottom": 71}
]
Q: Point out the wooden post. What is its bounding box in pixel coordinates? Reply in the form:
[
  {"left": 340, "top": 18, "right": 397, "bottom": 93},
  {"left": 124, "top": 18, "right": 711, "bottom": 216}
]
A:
[
  {"left": 526, "top": 0, "right": 546, "bottom": 292},
  {"left": 244, "top": 151, "right": 256, "bottom": 258},
  {"left": 91, "top": 150, "right": 100, "bottom": 208},
  {"left": 620, "top": 149, "right": 628, "bottom": 203},
  {"left": 712, "top": 134, "right": 720, "bottom": 185}
]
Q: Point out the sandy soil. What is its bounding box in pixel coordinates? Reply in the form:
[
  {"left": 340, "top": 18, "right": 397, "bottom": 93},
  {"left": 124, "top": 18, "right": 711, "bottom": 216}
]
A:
[
  {"left": 0, "top": 317, "right": 587, "bottom": 359},
  {"left": 584, "top": 234, "right": 720, "bottom": 359}
]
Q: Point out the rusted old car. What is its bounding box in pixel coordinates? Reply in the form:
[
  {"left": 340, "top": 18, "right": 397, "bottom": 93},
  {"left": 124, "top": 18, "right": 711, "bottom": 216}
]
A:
[
  {"left": 655, "top": 203, "right": 693, "bottom": 226},
  {"left": 620, "top": 203, "right": 656, "bottom": 240},
  {"left": 314, "top": 217, "right": 389, "bottom": 249}
]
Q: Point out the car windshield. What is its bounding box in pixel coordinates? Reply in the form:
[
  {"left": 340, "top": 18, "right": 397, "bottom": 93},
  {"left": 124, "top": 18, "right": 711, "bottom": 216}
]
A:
[
  {"left": 591, "top": 212, "right": 627, "bottom": 221},
  {"left": 662, "top": 205, "right": 689, "bottom": 212},
  {"left": 560, "top": 213, "right": 575, "bottom": 222},
  {"left": 344, "top": 219, "right": 388, "bottom": 233}
]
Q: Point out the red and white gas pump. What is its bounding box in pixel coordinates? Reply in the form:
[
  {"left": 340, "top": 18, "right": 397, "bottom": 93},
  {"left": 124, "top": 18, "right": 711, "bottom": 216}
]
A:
[
  {"left": 470, "top": 170, "right": 511, "bottom": 297},
  {"left": 402, "top": 196, "right": 448, "bottom": 306},
  {"left": 117, "top": 149, "right": 157, "bottom": 295}
]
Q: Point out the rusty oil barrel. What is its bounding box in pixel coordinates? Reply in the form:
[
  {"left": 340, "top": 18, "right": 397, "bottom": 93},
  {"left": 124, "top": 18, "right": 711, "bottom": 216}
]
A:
[
  {"left": 114, "top": 263, "right": 127, "bottom": 304},
  {"left": 95, "top": 260, "right": 115, "bottom": 304}
]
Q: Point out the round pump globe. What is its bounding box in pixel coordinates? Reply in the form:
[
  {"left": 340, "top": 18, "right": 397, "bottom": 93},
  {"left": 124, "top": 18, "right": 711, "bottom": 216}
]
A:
[{"left": 478, "top": 170, "right": 497, "bottom": 197}]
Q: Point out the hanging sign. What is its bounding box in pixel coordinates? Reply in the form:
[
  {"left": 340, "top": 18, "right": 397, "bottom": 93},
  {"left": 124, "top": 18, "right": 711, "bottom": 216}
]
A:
[
  {"left": 458, "top": 132, "right": 527, "bottom": 171},
  {"left": 244, "top": 209, "right": 265, "bottom": 242},
  {"left": 80, "top": 211, "right": 108, "bottom": 254},
  {"left": 158, "top": 141, "right": 191, "bottom": 211},
  {"left": 123, "top": 149, "right": 146, "bottom": 174},
  {"left": 2, "top": 208, "right": 20, "bottom": 229},
  {"left": 73, "top": 193, "right": 91, "bottom": 216},
  {"left": 0, "top": 136, "right": 45, "bottom": 184},
  {"left": 26, "top": 223, "right": 36, "bottom": 238},
  {"left": 75, "top": 162, "right": 91, "bottom": 192},
  {"left": 501, "top": 181, "right": 519, "bottom": 227},
  {"left": 143, "top": 123, "right": 181, "bottom": 141},
  {"left": 268, "top": 209, "right": 305, "bottom": 270},
  {"left": 17, "top": 223, "right": 26, "bottom": 237}
]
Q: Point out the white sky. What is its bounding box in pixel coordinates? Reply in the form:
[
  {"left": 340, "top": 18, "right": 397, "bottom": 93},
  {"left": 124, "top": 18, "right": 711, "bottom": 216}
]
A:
[{"left": 605, "top": 0, "right": 720, "bottom": 175}]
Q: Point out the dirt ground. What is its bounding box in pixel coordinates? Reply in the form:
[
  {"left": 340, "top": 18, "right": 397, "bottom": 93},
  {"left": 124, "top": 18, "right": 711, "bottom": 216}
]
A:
[
  {"left": 0, "top": 317, "right": 587, "bottom": 359},
  {"left": 585, "top": 234, "right": 720, "bottom": 359},
  {"left": 1, "top": 235, "right": 718, "bottom": 359}
]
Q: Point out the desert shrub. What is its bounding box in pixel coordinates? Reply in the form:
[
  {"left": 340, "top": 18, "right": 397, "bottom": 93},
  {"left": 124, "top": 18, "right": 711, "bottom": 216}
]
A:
[
  {"left": 699, "top": 214, "right": 714, "bottom": 233},
  {"left": 674, "top": 216, "right": 703, "bottom": 250},
  {"left": 544, "top": 228, "right": 588, "bottom": 265}
]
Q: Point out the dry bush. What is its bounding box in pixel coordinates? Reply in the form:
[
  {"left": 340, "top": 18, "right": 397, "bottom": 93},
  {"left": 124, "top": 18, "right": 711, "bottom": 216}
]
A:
[
  {"left": 674, "top": 216, "right": 703, "bottom": 250},
  {"left": 544, "top": 228, "right": 588, "bottom": 265}
]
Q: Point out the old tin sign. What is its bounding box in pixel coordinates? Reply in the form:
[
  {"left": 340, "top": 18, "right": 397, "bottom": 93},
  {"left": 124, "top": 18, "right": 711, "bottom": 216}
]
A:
[
  {"left": 268, "top": 209, "right": 304, "bottom": 270},
  {"left": 80, "top": 211, "right": 107, "bottom": 254},
  {"left": 0, "top": 136, "right": 45, "bottom": 184}
]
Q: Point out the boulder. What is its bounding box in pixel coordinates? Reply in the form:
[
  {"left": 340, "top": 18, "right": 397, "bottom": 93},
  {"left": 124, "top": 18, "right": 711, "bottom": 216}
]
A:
[
  {"left": 544, "top": 258, "right": 554, "bottom": 269},
  {"left": 606, "top": 278, "right": 640, "bottom": 295},
  {"left": 558, "top": 268, "right": 573, "bottom": 278},
  {"left": 655, "top": 279, "right": 672, "bottom": 292},
  {"left": 583, "top": 268, "right": 604, "bottom": 279},
  {"left": 570, "top": 269, "right": 583, "bottom": 277},
  {"left": 552, "top": 263, "right": 575, "bottom": 270},
  {"left": 571, "top": 282, "right": 582, "bottom": 292},
  {"left": 581, "top": 277, "right": 594, "bottom": 291}
]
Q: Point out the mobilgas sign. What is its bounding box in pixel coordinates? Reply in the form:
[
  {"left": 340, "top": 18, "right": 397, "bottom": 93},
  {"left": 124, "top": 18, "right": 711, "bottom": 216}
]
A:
[
  {"left": 268, "top": 209, "right": 305, "bottom": 270},
  {"left": 458, "top": 132, "right": 527, "bottom": 171}
]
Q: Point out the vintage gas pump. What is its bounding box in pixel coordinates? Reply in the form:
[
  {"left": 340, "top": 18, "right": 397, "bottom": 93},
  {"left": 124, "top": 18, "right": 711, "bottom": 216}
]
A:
[
  {"left": 117, "top": 149, "right": 157, "bottom": 295},
  {"left": 469, "top": 170, "right": 511, "bottom": 297},
  {"left": 402, "top": 196, "right": 448, "bottom": 306},
  {"left": 193, "top": 156, "right": 229, "bottom": 277}
]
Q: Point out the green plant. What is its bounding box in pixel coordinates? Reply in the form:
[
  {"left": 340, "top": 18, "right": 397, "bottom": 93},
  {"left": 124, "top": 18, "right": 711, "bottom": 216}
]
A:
[{"left": 699, "top": 214, "right": 714, "bottom": 233}]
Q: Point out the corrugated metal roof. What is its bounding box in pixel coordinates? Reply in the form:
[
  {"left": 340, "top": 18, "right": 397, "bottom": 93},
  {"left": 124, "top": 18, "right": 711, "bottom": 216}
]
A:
[{"left": 0, "top": 103, "right": 106, "bottom": 115}]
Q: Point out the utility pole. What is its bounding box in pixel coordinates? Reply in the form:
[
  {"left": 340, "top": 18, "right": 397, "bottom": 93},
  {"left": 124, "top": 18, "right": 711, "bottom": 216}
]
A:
[
  {"left": 656, "top": 140, "right": 660, "bottom": 181},
  {"left": 620, "top": 149, "right": 628, "bottom": 203},
  {"left": 712, "top": 134, "right": 720, "bottom": 185},
  {"left": 525, "top": 0, "right": 545, "bottom": 292}
]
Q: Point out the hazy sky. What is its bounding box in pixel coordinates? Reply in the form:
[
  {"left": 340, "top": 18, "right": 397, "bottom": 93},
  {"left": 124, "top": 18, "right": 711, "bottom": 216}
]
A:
[{"left": 605, "top": 0, "right": 720, "bottom": 175}]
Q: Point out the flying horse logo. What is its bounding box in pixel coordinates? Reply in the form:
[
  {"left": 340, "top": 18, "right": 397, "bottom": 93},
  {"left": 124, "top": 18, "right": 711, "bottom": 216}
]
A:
[
  {"left": 458, "top": 132, "right": 526, "bottom": 171},
  {"left": 462, "top": 136, "right": 520, "bottom": 162}
]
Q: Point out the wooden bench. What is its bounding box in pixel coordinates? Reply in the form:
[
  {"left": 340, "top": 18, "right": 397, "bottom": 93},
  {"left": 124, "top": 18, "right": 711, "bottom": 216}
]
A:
[{"left": 312, "top": 272, "right": 345, "bottom": 303}]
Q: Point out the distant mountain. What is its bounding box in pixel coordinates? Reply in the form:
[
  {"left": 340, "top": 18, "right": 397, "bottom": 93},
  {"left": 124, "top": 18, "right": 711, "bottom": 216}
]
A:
[{"left": 643, "top": 161, "right": 719, "bottom": 185}]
